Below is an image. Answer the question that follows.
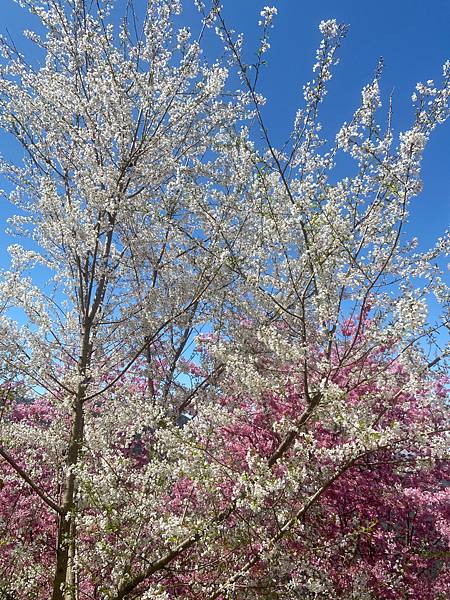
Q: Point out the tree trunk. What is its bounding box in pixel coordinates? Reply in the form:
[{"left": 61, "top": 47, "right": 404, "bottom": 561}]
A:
[
  {"left": 52, "top": 325, "right": 91, "bottom": 600},
  {"left": 51, "top": 396, "right": 84, "bottom": 600},
  {"left": 52, "top": 218, "right": 111, "bottom": 598}
]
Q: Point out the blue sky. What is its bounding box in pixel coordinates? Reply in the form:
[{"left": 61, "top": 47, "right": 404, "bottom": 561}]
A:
[{"left": 0, "top": 0, "right": 449, "bottom": 259}]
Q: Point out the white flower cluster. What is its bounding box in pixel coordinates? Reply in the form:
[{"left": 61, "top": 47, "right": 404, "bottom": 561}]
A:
[
  {"left": 319, "top": 18, "right": 340, "bottom": 38},
  {"left": 177, "top": 26, "right": 191, "bottom": 47},
  {"left": 399, "top": 128, "right": 427, "bottom": 161},
  {"left": 259, "top": 6, "right": 278, "bottom": 27}
]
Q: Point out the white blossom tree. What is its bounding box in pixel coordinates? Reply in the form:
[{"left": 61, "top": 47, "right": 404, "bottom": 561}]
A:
[{"left": 0, "top": 1, "right": 449, "bottom": 599}]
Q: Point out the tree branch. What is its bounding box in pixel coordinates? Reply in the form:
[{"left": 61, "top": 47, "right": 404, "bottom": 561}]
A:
[{"left": 0, "top": 446, "right": 62, "bottom": 515}]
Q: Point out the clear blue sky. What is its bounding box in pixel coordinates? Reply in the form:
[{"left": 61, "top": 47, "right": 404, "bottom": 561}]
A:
[{"left": 0, "top": 0, "right": 449, "bottom": 259}]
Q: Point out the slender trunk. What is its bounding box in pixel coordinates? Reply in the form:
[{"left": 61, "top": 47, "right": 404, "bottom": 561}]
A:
[
  {"left": 67, "top": 515, "right": 78, "bottom": 599},
  {"left": 51, "top": 397, "right": 84, "bottom": 600},
  {"left": 52, "top": 213, "right": 113, "bottom": 598},
  {"left": 52, "top": 330, "right": 91, "bottom": 600}
]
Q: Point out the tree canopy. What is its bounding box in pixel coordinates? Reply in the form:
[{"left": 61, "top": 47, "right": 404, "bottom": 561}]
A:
[{"left": 0, "top": 2, "right": 448, "bottom": 599}]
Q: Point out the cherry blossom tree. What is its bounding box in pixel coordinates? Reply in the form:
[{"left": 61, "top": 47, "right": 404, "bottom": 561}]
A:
[{"left": 0, "top": 1, "right": 449, "bottom": 599}]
